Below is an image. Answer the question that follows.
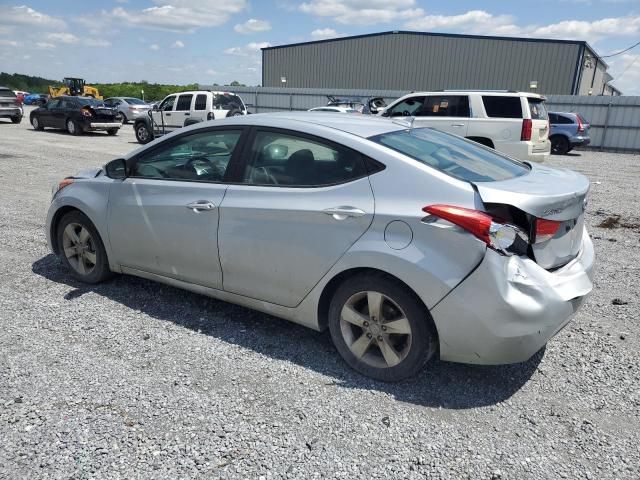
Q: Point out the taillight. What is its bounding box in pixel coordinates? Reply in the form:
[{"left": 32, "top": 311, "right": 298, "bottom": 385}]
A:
[
  {"left": 535, "top": 218, "right": 562, "bottom": 243},
  {"left": 520, "top": 119, "right": 532, "bottom": 141},
  {"left": 423, "top": 205, "right": 526, "bottom": 256},
  {"left": 576, "top": 115, "right": 585, "bottom": 133}
]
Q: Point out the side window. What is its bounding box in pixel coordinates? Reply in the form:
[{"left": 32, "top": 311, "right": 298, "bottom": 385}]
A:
[
  {"left": 159, "top": 95, "right": 176, "bottom": 111},
  {"left": 47, "top": 99, "right": 61, "bottom": 109},
  {"left": 388, "top": 96, "right": 425, "bottom": 117},
  {"left": 131, "top": 129, "right": 242, "bottom": 182},
  {"left": 557, "top": 115, "right": 573, "bottom": 124},
  {"left": 195, "top": 94, "right": 207, "bottom": 111},
  {"left": 548, "top": 113, "right": 558, "bottom": 124},
  {"left": 418, "top": 95, "right": 470, "bottom": 117},
  {"left": 241, "top": 131, "right": 367, "bottom": 187},
  {"left": 61, "top": 99, "right": 76, "bottom": 109},
  {"left": 104, "top": 99, "right": 113, "bottom": 106},
  {"left": 482, "top": 96, "right": 523, "bottom": 118},
  {"left": 176, "top": 94, "right": 193, "bottom": 111}
]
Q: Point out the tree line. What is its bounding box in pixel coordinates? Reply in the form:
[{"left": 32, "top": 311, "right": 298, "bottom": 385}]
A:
[{"left": 1, "top": 72, "right": 247, "bottom": 101}]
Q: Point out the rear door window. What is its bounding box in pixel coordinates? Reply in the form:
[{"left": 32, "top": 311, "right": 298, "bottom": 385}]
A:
[
  {"left": 417, "top": 95, "right": 470, "bottom": 117},
  {"left": 176, "top": 94, "right": 193, "bottom": 111},
  {"left": 528, "top": 98, "right": 548, "bottom": 120},
  {"left": 482, "top": 96, "right": 522, "bottom": 118},
  {"left": 556, "top": 114, "right": 574, "bottom": 124},
  {"left": 195, "top": 94, "right": 207, "bottom": 110},
  {"left": 370, "top": 128, "right": 529, "bottom": 182}
]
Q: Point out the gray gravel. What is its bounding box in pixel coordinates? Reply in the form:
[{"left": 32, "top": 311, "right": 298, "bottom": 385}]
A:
[{"left": 1, "top": 109, "right": 639, "bottom": 479}]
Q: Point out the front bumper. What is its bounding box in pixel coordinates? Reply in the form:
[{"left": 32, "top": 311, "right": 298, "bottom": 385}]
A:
[
  {"left": 89, "top": 122, "right": 121, "bottom": 130},
  {"left": 431, "top": 228, "right": 595, "bottom": 365}
]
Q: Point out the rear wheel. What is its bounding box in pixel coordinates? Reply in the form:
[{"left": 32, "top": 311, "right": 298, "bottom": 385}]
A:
[
  {"left": 31, "top": 116, "right": 43, "bottom": 130},
  {"left": 107, "top": 128, "right": 118, "bottom": 136},
  {"left": 66, "top": 118, "right": 81, "bottom": 136},
  {"left": 328, "top": 273, "right": 438, "bottom": 382},
  {"left": 551, "top": 135, "right": 569, "bottom": 155},
  {"left": 11, "top": 115, "right": 22, "bottom": 124},
  {"left": 117, "top": 112, "right": 127, "bottom": 124},
  {"left": 135, "top": 122, "right": 153, "bottom": 144},
  {"left": 56, "top": 211, "right": 112, "bottom": 284}
]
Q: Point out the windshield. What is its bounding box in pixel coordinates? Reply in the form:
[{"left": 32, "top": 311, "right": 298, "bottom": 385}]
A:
[
  {"left": 528, "top": 98, "right": 548, "bottom": 120},
  {"left": 213, "top": 94, "right": 243, "bottom": 109},
  {"left": 75, "top": 97, "right": 104, "bottom": 107},
  {"left": 370, "top": 128, "right": 530, "bottom": 182},
  {"left": 125, "top": 97, "right": 146, "bottom": 105}
]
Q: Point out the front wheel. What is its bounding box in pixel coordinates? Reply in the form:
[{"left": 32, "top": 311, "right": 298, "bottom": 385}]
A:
[
  {"left": 135, "top": 122, "right": 153, "bottom": 144},
  {"left": 107, "top": 128, "right": 119, "bottom": 136},
  {"left": 31, "top": 116, "right": 43, "bottom": 130},
  {"left": 66, "top": 118, "right": 81, "bottom": 136},
  {"left": 11, "top": 115, "right": 22, "bottom": 124},
  {"left": 551, "top": 135, "right": 569, "bottom": 155},
  {"left": 56, "top": 211, "right": 112, "bottom": 284},
  {"left": 328, "top": 273, "right": 438, "bottom": 382}
]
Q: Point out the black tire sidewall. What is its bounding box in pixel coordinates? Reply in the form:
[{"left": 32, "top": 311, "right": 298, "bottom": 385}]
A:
[
  {"left": 56, "top": 211, "right": 111, "bottom": 284},
  {"left": 328, "top": 274, "right": 437, "bottom": 382},
  {"left": 135, "top": 123, "right": 152, "bottom": 144},
  {"left": 107, "top": 128, "right": 118, "bottom": 136},
  {"left": 551, "top": 136, "right": 569, "bottom": 155},
  {"left": 67, "top": 118, "right": 81, "bottom": 136}
]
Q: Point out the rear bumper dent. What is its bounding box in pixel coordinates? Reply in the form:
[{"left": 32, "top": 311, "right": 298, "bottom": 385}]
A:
[{"left": 431, "top": 228, "right": 594, "bottom": 365}]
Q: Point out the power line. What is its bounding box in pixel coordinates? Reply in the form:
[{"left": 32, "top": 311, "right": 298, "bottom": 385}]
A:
[{"left": 601, "top": 40, "right": 640, "bottom": 58}]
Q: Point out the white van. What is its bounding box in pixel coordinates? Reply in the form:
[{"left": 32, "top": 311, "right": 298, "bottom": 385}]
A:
[{"left": 379, "top": 91, "right": 550, "bottom": 162}]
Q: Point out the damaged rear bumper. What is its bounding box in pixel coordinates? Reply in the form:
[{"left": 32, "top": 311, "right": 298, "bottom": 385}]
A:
[{"left": 431, "top": 227, "right": 595, "bottom": 365}]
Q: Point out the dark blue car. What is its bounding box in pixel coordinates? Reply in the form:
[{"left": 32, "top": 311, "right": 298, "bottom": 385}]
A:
[{"left": 549, "top": 112, "right": 591, "bottom": 155}]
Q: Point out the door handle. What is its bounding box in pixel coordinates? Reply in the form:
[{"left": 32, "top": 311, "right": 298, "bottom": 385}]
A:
[
  {"left": 184, "top": 113, "right": 190, "bottom": 116},
  {"left": 450, "top": 123, "right": 465, "bottom": 127},
  {"left": 165, "top": 113, "right": 171, "bottom": 116},
  {"left": 323, "top": 206, "right": 366, "bottom": 220},
  {"left": 186, "top": 200, "right": 216, "bottom": 211}
]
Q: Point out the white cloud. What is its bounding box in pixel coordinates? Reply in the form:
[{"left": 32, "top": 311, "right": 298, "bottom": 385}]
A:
[
  {"left": 607, "top": 53, "right": 639, "bottom": 94},
  {"left": 205, "top": 69, "right": 218, "bottom": 76},
  {"left": 225, "top": 41, "right": 271, "bottom": 56},
  {"left": 149, "top": 44, "right": 160, "bottom": 51},
  {"left": 234, "top": 18, "right": 272, "bottom": 34},
  {"left": 300, "top": 0, "right": 424, "bottom": 25},
  {"left": 108, "top": 0, "right": 247, "bottom": 32},
  {"left": 310, "top": 28, "right": 344, "bottom": 39},
  {"left": 0, "top": 40, "right": 19, "bottom": 47},
  {"left": 85, "top": 38, "right": 112, "bottom": 47},
  {"left": 47, "top": 32, "right": 80, "bottom": 44},
  {"left": 405, "top": 10, "right": 518, "bottom": 35},
  {"left": 171, "top": 40, "right": 185, "bottom": 48},
  {"left": 529, "top": 16, "right": 640, "bottom": 41},
  {"left": 35, "top": 42, "right": 56, "bottom": 49},
  {"left": 0, "top": 5, "right": 65, "bottom": 30}
]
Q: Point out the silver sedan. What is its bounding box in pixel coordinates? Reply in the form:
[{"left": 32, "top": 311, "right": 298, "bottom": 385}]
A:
[{"left": 45, "top": 112, "right": 595, "bottom": 381}]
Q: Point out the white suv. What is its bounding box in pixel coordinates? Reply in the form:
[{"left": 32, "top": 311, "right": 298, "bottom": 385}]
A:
[
  {"left": 135, "top": 90, "right": 247, "bottom": 144},
  {"left": 379, "top": 91, "right": 550, "bottom": 162}
]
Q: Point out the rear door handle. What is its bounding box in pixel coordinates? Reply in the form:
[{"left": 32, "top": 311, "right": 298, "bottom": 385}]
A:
[
  {"left": 186, "top": 200, "right": 216, "bottom": 211},
  {"left": 184, "top": 112, "right": 190, "bottom": 116},
  {"left": 450, "top": 123, "right": 465, "bottom": 127},
  {"left": 323, "top": 206, "right": 366, "bottom": 220},
  {"left": 165, "top": 113, "right": 171, "bottom": 116}
]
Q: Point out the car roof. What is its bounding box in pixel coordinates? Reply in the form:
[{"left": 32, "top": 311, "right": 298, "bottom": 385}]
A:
[
  {"left": 402, "top": 90, "right": 545, "bottom": 99},
  {"left": 208, "top": 111, "right": 407, "bottom": 138},
  {"left": 166, "top": 90, "right": 240, "bottom": 96}
]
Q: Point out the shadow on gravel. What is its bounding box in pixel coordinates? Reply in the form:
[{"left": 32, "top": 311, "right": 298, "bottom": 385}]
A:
[{"left": 32, "top": 254, "right": 542, "bottom": 410}]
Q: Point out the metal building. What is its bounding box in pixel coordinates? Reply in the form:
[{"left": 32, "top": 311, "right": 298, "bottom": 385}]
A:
[{"left": 262, "top": 31, "right": 619, "bottom": 95}]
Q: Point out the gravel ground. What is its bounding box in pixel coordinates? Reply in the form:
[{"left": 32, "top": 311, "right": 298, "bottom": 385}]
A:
[{"left": 1, "top": 109, "right": 639, "bottom": 479}]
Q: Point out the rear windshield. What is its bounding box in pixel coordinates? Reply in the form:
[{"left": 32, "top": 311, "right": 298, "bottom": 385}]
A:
[
  {"left": 0, "top": 89, "right": 16, "bottom": 98},
  {"left": 124, "top": 97, "right": 146, "bottom": 105},
  {"left": 482, "top": 96, "right": 522, "bottom": 118},
  {"left": 213, "top": 94, "right": 243, "bottom": 109},
  {"left": 75, "top": 97, "right": 104, "bottom": 107},
  {"left": 370, "top": 128, "right": 529, "bottom": 182},
  {"left": 528, "top": 98, "right": 548, "bottom": 120}
]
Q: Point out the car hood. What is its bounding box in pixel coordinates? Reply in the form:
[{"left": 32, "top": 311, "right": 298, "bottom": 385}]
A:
[{"left": 72, "top": 167, "right": 103, "bottom": 179}]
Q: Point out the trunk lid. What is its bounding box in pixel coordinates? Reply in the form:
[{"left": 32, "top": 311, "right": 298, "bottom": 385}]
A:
[
  {"left": 474, "top": 163, "right": 589, "bottom": 269},
  {"left": 91, "top": 107, "right": 118, "bottom": 121}
]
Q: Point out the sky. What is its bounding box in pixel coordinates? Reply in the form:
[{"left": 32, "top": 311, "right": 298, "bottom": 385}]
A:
[{"left": 0, "top": 0, "right": 640, "bottom": 93}]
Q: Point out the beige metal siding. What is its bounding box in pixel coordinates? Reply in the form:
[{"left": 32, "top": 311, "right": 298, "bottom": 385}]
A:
[{"left": 263, "top": 33, "right": 581, "bottom": 94}]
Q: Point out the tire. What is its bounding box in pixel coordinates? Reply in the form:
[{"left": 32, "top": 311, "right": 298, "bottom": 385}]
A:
[
  {"left": 135, "top": 122, "right": 153, "bottom": 144},
  {"left": 551, "top": 135, "right": 569, "bottom": 155},
  {"left": 66, "top": 118, "right": 81, "bottom": 136},
  {"left": 567, "top": 146, "right": 574, "bottom": 153},
  {"left": 118, "top": 112, "right": 127, "bottom": 124},
  {"left": 107, "top": 128, "right": 119, "bottom": 136},
  {"left": 226, "top": 109, "right": 242, "bottom": 117},
  {"left": 31, "top": 116, "right": 43, "bottom": 131},
  {"left": 11, "top": 115, "right": 22, "bottom": 124},
  {"left": 328, "top": 273, "right": 438, "bottom": 382},
  {"left": 56, "top": 211, "right": 112, "bottom": 284}
]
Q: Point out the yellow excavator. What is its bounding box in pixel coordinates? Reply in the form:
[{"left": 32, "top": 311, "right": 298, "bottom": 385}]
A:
[{"left": 48, "top": 77, "right": 103, "bottom": 100}]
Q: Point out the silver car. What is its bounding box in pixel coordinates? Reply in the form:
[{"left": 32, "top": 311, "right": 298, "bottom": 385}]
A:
[
  {"left": 103, "top": 97, "right": 150, "bottom": 124},
  {"left": 45, "top": 112, "right": 595, "bottom": 381}
]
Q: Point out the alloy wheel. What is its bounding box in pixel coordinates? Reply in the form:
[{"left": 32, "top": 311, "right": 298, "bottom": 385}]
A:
[
  {"left": 339, "top": 291, "right": 412, "bottom": 369},
  {"left": 136, "top": 125, "right": 149, "bottom": 142},
  {"left": 62, "top": 223, "right": 97, "bottom": 276},
  {"left": 32, "top": 117, "right": 39, "bottom": 129},
  {"left": 67, "top": 120, "right": 75, "bottom": 134}
]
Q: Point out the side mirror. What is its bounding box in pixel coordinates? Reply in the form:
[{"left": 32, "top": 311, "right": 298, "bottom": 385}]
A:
[{"left": 105, "top": 158, "right": 127, "bottom": 179}]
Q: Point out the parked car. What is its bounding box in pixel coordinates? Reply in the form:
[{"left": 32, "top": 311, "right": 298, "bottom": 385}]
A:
[
  {"left": 30, "top": 96, "right": 121, "bottom": 136},
  {"left": 379, "top": 90, "right": 551, "bottom": 162},
  {"left": 549, "top": 112, "right": 591, "bottom": 155},
  {"left": 134, "top": 90, "right": 247, "bottom": 144},
  {"left": 324, "top": 95, "right": 387, "bottom": 114},
  {"left": 308, "top": 106, "right": 360, "bottom": 113},
  {"left": 24, "top": 93, "right": 48, "bottom": 106},
  {"left": 46, "top": 112, "right": 594, "bottom": 381},
  {"left": 0, "top": 86, "right": 23, "bottom": 123},
  {"left": 103, "top": 97, "right": 151, "bottom": 124}
]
